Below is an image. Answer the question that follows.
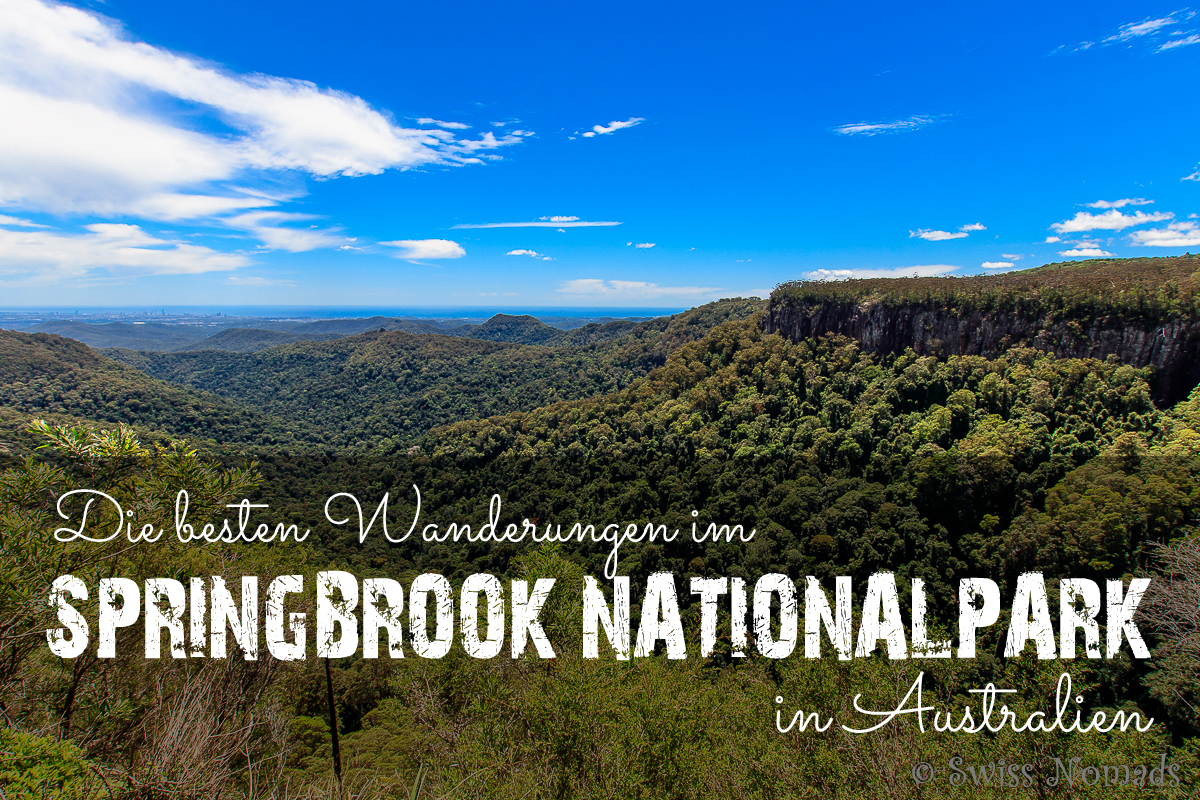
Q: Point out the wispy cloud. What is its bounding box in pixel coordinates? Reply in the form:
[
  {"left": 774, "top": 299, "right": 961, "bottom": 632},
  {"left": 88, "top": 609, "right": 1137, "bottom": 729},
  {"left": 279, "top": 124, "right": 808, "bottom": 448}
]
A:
[
  {"left": 506, "top": 249, "right": 553, "bottom": 260},
  {"left": 981, "top": 261, "right": 1015, "bottom": 269},
  {"left": 226, "top": 275, "right": 293, "bottom": 287},
  {"left": 578, "top": 117, "right": 644, "bottom": 138},
  {"left": 0, "top": 0, "right": 524, "bottom": 263},
  {"left": 1051, "top": 209, "right": 1173, "bottom": 233},
  {"left": 557, "top": 279, "right": 718, "bottom": 298},
  {"left": 1184, "top": 168, "right": 1200, "bottom": 181},
  {"left": 910, "top": 223, "right": 985, "bottom": 241},
  {"left": 416, "top": 118, "right": 471, "bottom": 130},
  {"left": 0, "top": 214, "right": 49, "bottom": 228},
  {"left": 1074, "top": 12, "right": 1198, "bottom": 52},
  {"left": 1000, "top": 253, "right": 1025, "bottom": 260},
  {"left": 626, "top": 242, "right": 656, "bottom": 248},
  {"left": 380, "top": 239, "right": 466, "bottom": 260},
  {"left": 451, "top": 219, "right": 621, "bottom": 229},
  {"left": 0, "top": 222, "right": 248, "bottom": 282},
  {"left": 225, "top": 211, "right": 351, "bottom": 252},
  {"left": 1127, "top": 221, "right": 1200, "bottom": 247},
  {"left": 1045, "top": 236, "right": 1062, "bottom": 243},
  {"left": 1085, "top": 198, "right": 1153, "bottom": 208},
  {"left": 831, "top": 115, "right": 938, "bottom": 136},
  {"left": 1160, "top": 33, "right": 1200, "bottom": 49},
  {"left": 1104, "top": 15, "right": 1180, "bottom": 42},
  {"left": 802, "top": 265, "right": 959, "bottom": 280}
]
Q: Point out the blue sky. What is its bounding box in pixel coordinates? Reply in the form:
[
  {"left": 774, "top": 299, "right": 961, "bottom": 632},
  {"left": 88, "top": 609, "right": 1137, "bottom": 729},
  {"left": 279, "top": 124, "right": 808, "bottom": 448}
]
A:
[{"left": 0, "top": 0, "right": 1198, "bottom": 307}]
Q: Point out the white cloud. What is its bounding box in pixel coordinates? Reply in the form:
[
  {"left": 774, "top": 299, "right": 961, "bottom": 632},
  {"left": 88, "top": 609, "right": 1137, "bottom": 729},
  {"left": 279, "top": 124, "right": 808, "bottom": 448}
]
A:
[
  {"left": 580, "top": 117, "right": 644, "bottom": 137},
  {"left": 506, "top": 249, "right": 553, "bottom": 260},
  {"left": 539, "top": 216, "right": 579, "bottom": 222},
  {"left": 1127, "top": 221, "right": 1200, "bottom": 247},
  {"left": 0, "top": 222, "right": 248, "bottom": 282},
  {"left": 981, "top": 261, "right": 1015, "bottom": 269},
  {"left": 1059, "top": 248, "right": 1114, "bottom": 257},
  {"left": 1045, "top": 236, "right": 1062, "bottom": 243},
  {"left": 226, "top": 275, "right": 293, "bottom": 286},
  {"left": 802, "top": 265, "right": 959, "bottom": 280},
  {"left": 416, "top": 118, "right": 471, "bottom": 130},
  {"left": 831, "top": 115, "right": 937, "bottom": 136},
  {"left": 557, "top": 279, "right": 718, "bottom": 298},
  {"left": 0, "top": 0, "right": 522, "bottom": 255},
  {"left": 1000, "top": 253, "right": 1024, "bottom": 260},
  {"left": 451, "top": 220, "right": 621, "bottom": 229},
  {"left": 1161, "top": 33, "right": 1200, "bottom": 50},
  {"left": 959, "top": 222, "right": 986, "bottom": 232},
  {"left": 1085, "top": 198, "right": 1153, "bottom": 208},
  {"left": 1058, "top": 239, "right": 1115, "bottom": 257},
  {"left": 380, "top": 239, "right": 466, "bottom": 260},
  {"left": 1184, "top": 169, "right": 1200, "bottom": 181},
  {"left": 1051, "top": 209, "right": 1173, "bottom": 233},
  {"left": 630, "top": 242, "right": 656, "bottom": 248},
  {"left": 910, "top": 229, "right": 968, "bottom": 241}
]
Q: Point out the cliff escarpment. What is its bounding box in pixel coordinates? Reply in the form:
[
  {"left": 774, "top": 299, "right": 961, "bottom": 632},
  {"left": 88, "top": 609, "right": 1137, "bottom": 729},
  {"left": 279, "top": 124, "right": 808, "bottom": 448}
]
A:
[{"left": 764, "top": 255, "right": 1200, "bottom": 407}]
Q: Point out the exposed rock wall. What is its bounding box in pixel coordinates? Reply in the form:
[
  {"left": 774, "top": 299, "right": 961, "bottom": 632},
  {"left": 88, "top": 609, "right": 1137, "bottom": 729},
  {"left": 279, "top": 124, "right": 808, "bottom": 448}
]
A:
[{"left": 762, "top": 297, "right": 1200, "bottom": 407}]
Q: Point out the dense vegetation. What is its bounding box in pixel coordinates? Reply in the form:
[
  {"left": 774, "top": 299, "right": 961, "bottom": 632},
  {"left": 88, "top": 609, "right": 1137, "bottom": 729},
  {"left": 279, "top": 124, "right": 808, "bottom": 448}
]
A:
[
  {"left": 3, "top": 266, "right": 1200, "bottom": 798},
  {"left": 773, "top": 254, "right": 1200, "bottom": 320},
  {"left": 276, "top": 320, "right": 1172, "bottom": 597}
]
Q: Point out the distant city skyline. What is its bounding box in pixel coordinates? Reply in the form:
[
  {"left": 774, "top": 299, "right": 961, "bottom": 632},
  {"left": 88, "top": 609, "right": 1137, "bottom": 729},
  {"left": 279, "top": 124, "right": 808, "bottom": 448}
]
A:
[{"left": 0, "top": 0, "right": 1198, "bottom": 306}]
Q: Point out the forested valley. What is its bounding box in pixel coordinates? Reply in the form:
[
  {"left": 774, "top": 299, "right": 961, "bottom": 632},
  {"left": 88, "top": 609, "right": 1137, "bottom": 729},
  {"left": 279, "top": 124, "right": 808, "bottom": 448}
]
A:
[{"left": 3, "top": 258, "right": 1200, "bottom": 798}]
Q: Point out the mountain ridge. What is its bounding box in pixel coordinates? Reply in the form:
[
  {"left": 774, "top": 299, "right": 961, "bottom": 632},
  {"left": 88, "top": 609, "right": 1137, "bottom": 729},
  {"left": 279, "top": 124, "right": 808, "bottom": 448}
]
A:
[{"left": 765, "top": 255, "right": 1200, "bottom": 405}]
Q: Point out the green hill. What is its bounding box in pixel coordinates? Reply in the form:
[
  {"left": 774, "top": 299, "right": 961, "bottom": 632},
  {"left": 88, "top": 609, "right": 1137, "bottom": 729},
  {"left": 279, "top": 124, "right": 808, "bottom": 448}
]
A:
[
  {"left": 459, "top": 313, "right": 565, "bottom": 344},
  {"left": 176, "top": 327, "right": 344, "bottom": 353},
  {"left": 0, "top": 330, "right": 318, "bottom": 448}
]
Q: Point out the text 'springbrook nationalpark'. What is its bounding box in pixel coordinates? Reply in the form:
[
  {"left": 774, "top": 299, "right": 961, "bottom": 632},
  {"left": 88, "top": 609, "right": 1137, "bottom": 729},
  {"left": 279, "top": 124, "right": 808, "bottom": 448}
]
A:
[{"left": 45, "top": 489, "right": 1153, "bottom": 666}]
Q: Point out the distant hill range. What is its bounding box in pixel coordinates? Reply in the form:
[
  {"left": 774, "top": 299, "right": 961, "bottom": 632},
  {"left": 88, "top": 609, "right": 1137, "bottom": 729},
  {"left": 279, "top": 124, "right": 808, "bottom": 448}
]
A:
[
  {"left": 766, "top": 255, "right": 1200, "bottom": 405},
  {"left": 13, "top": 312, "right": 658, "bottom": 352},
  {"left": 0, "top": 299, "right": 763, "bottom": 451}
]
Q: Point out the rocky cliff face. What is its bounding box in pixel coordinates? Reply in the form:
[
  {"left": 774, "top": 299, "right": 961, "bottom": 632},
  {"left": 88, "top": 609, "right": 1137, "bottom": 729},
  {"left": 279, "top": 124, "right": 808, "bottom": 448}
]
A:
[{"left": 762, "top": 297, "right": 1200, "bottom": 407}]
